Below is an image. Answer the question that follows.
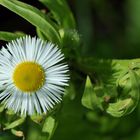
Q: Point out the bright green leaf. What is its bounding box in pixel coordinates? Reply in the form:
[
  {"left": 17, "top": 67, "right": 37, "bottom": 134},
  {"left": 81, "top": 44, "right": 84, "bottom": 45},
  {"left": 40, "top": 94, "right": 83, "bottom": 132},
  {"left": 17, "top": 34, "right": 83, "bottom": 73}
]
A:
[
  {"left": 81, "top": 76, "right": 103, "bottom": 110},
  {"left": 4, "top": 117, "right": 25, "bottom": 130},
  {"left": 42, "top": 116, "right": 58, "bottom": 140},
  {"left": 0, "top": 0, "right": 61, "bottom": 44},
  {"left": 107, "top": 98, "right": 134, "bottom": 117},
  {"left": 0, "top": 31, "right": 24, "bottom": 41},
  {"left": 36, "top": 28, "right": 47, "bottom": 41}
]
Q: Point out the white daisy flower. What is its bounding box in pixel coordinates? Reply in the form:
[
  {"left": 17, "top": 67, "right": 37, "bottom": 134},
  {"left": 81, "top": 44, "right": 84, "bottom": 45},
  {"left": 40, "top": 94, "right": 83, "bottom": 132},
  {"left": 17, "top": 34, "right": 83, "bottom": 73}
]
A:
[{"left": 0, "top": 36, "right": 69, "bottom": 116}]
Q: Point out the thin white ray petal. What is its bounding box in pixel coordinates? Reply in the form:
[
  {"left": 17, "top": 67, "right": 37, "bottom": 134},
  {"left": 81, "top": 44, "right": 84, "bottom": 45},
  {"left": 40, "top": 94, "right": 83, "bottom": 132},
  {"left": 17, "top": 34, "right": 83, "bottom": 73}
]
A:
[
  {"left": 14, "top": 91, "right": 22, "bottom": 113},
  {"left": 43, "top": 85, "right": 63, "bottom": 100},
  {"left": 36, "top": 92, "right": 48, "bottom": 113},
  {"left": 40, "top": 88, "right": 56, "bottom": 106},
  {"left": 37, "top": 43, "right": 54, "bottom": 64},
  {"left": 6, "top": 90, "right": 18, "bottom": 109},
  {"left": 28, "top": 94, "right": 34, "bottom": 115},
  {"left": 21, "top": 93, "right": 28, "bottom": 116},
  {"left": 32, "top": 93, "right": 42, "bottom": 114}
]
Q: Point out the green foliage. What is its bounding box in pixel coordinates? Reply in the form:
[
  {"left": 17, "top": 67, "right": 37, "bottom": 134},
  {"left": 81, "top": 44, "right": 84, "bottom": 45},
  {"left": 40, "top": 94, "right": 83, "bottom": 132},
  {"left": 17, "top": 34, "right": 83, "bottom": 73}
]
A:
[
  {"left": 42, "top": 116, "right": 57, "bottom": 140},
  {"left": 107, "top": 98, "right": 133, "bottom": 117},
  {"left": 0, "top": 0, "right": 61, "bottom": 44},
  {"left": 80, "top": 58, "right": 140, "bottom": 117},
  {"left": 4, "top": 117, "right": 25, "bottom": 130},
  {"left": 1, "top": 0, "right": 140, "bottom": 140},
  {"left": 82, "top": 76, "right": 103, "bottom": 110},
  {"left": 0, "top": 31, "right": 24, "bottom": 41},
  {"left": 39, "top": 0, "right": 76, "bottom": 29},
  {"left": 107, "top": 69, "right": 140, "bottom": 117}
]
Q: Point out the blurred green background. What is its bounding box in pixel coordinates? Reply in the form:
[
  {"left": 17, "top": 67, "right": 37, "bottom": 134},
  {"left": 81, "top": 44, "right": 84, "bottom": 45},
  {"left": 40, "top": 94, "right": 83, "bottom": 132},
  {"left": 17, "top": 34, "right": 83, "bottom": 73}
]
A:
[
  {"left": 1, "top": 0, "right": 140, "bottom": 59},
  {"left": 1, "top": 0, "right": 140, "bottom": 140}
]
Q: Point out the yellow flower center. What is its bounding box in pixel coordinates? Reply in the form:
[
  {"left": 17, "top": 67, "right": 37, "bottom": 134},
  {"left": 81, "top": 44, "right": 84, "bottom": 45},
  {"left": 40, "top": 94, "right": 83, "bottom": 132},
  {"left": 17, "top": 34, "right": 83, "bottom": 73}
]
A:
[{"left": 13, "top": 62, "right": 45, "bottom": 92}]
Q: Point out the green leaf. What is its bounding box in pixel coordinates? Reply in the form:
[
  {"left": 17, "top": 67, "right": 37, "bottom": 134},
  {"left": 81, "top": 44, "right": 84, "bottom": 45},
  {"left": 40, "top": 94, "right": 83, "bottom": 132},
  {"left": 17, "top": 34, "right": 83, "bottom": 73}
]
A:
[
  {"left": 36, "top": 28, "right": 47, "bottom": 41},
  {"left": 0, "top": 31, "right": 24, "bottom": 41},
  {"left": 39, "top": 0, "right": 76, "bottom": 29},
  {"left": 78, "top": 58, "right": 140, "bottom": 117},
  {"left": 81, "top": 76, "right": 103, "bottom": 110},
  {"left": 42, "top": 116, "right": 57, "bottom": 140},
  {"left": 0, "top": 0, "right": 61, "bottom": 44},
  {"left": 107, "top": 98, "right": 134, "bottom": 117},
  {"left": 129, "top": 69, "right": 140, "bottom": 109},
  {"left": 4, "top": 117, "right": 25, "bottom": 130}
]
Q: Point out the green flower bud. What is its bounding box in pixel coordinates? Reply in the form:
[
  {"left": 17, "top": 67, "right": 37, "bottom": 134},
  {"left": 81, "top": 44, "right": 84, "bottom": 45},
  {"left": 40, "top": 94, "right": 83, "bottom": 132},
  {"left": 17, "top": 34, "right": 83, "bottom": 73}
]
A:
[{"left": 107, "top": 69, "right": 140, "bottom": 117}]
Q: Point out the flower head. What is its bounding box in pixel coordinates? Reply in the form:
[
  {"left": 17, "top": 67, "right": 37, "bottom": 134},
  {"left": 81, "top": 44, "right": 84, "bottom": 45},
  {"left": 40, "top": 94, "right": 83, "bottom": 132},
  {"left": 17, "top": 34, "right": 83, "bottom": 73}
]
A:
[{"left": 0, "top": 36, "right": 69, "bottom": 115}]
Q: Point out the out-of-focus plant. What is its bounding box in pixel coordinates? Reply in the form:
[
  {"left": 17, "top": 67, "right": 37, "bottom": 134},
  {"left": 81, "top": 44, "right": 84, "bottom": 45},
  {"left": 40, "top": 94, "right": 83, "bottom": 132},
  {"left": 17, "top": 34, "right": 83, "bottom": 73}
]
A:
[{"left": 0, "top": 0, "right": 140, "bottom": 140}]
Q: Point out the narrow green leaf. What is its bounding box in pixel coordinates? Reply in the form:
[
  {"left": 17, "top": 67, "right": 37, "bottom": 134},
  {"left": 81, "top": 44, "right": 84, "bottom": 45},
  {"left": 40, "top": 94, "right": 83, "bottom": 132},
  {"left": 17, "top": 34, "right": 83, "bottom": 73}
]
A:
[
  {"left": 4, "top": 117, "right": 25, "bottom": 130},
  {"left": 0, "top": 0, "right": 61, "bottom": 44},
  {"left": 0, "top": 31, "right": 24, "bottom": 41},
  {"left": 39, "top": 0, "right": 76, "bottom": 29},
  {"left": 36, "top": 28, "right": 47, "bottom": 41}
]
